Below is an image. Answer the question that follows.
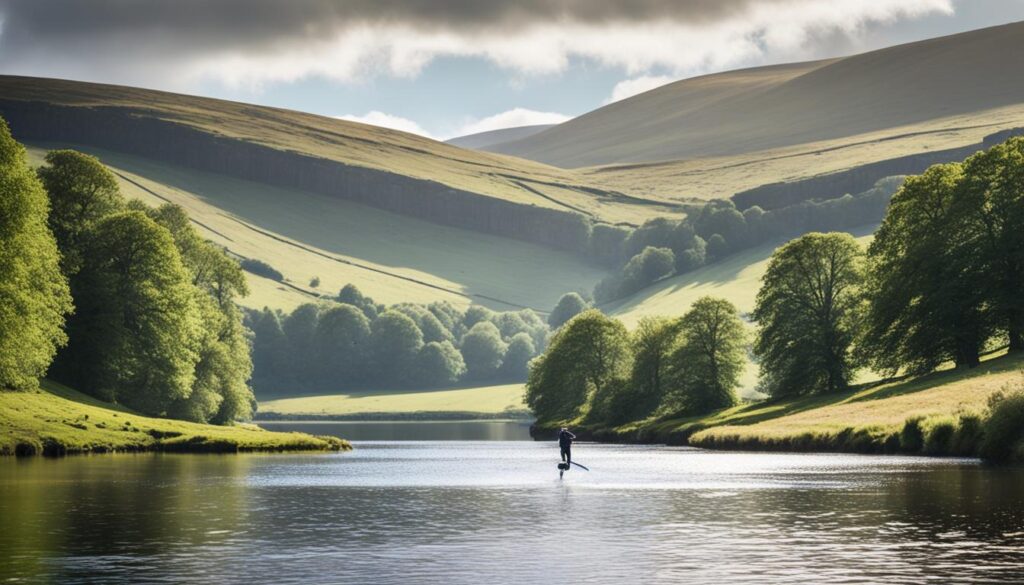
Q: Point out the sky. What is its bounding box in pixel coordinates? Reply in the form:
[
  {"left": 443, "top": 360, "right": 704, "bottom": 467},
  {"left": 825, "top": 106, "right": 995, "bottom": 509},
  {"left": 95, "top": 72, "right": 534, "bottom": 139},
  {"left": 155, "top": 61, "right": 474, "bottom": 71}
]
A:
[{"left": 1, "top": 0, "right": 1023, "bottom": 140}]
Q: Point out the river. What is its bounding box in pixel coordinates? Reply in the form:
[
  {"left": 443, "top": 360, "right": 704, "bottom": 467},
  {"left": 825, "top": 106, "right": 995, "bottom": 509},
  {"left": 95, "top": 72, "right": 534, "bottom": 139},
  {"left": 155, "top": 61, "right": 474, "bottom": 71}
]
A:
[{"left": 2, "top": 421, "right": 1023, "bottom": 584}]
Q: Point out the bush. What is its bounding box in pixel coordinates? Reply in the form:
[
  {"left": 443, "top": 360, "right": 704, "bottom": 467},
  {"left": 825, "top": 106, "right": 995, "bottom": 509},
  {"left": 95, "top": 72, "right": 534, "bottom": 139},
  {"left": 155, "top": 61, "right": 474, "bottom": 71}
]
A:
[
  {"left": 923, "top": 418, "right": 956, "bottom": 455},
  {"left": 900, "top": 417, "right": 924, "bottom": 453},
  {"left": 309, "top": 276, "right": 320, "bottom": 288},
  {"left": 240, "top": 258, "right": 283, "bottom": 282},
  {"left": 951, "top": 413, "right": 984, "bottom": 457},
  {"left": 980, "top": 388, "right": 1024, "bottom": 463}
]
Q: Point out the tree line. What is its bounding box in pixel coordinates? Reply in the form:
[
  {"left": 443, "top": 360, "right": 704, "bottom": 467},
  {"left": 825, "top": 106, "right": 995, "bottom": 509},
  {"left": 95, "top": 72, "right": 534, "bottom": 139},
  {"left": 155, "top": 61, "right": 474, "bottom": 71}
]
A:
[
  {"left": 590, "top": 177, "right": 902, "bottom": 302},
  {"left": 528, "top": 138, "right": 1024, "bottom": 426},
  {"left": 246, "top": 286, "right": 570, "bottom": 396},
  {"left": 0, "top": 118, "right": 254, "bottom": 423}
]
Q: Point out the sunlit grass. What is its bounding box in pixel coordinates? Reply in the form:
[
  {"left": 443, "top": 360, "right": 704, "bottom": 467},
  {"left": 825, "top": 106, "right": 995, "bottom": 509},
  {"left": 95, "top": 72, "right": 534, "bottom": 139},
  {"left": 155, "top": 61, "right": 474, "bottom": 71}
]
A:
[{"left": 0, "top": 381, "right": 350, "bottom": 455}]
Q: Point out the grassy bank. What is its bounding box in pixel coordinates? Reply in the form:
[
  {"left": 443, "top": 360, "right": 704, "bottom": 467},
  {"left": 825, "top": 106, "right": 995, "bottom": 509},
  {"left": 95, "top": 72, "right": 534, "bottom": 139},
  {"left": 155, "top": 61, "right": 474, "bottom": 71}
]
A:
[
  {"left": 1, "top": 381, "right": 351, "bottom": 456},
  {"left": 535, "top": 352, "right": 1024, "bottom": 461},
  {"left": 257, "top": 383, "right": 530, "bottom": 421}
]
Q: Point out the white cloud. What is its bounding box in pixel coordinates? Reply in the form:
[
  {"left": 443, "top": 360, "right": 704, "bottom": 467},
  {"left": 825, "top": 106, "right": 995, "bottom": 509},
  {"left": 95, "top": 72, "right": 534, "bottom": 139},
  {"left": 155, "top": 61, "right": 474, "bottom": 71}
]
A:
[
  {"left": 0, "top": 0, "right": 955, "bottom": 90},
  {"left": 335, "top": 111, "right": 434, "bottom": 138},
  {"left": 450, "top": 108, "right": 571, "bottom": 138},
  {"left": 606, "top": 75, "right": 679, "bottom": 104}
]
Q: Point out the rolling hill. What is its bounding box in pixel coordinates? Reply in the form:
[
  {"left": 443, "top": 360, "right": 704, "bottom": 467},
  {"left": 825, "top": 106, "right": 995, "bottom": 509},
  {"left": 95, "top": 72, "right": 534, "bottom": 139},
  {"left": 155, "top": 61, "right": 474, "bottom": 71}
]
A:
[
  {"left": 446, "top": 124, "right": 556, "bottom": 150},
  {"left": 491, "top": 21, "right": 1024, "bottom": 168}
]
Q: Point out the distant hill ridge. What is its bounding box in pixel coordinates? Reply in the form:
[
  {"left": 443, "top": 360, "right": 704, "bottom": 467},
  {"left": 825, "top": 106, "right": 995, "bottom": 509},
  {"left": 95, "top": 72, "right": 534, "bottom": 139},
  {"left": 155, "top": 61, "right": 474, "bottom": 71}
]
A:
[{"left": 491, "top": 21, "right": 1024, "bottom": 167}]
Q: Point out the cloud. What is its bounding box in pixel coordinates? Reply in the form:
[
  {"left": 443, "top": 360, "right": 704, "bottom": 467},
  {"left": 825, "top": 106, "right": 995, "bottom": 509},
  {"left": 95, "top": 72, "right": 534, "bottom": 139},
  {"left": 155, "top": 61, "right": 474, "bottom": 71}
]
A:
[
  {"left": 0, "top": 0, "right": 954, "bottom": 90},
  {"left": 335, "top": 111, "right": 433, "bottom": 138},
  {"left": 451, "top": 108, "right": 571, "bottom": 139},
  {"left": 606, "top": 75, "right": 679, "bottom": 104}
]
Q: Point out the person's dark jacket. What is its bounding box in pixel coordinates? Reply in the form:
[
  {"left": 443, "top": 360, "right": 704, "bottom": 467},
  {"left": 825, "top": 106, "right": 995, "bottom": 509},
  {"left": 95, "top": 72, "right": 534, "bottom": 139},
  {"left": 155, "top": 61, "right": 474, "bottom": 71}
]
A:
[{"left": 558, "top": 430, "right": 576, "bottom": 449}]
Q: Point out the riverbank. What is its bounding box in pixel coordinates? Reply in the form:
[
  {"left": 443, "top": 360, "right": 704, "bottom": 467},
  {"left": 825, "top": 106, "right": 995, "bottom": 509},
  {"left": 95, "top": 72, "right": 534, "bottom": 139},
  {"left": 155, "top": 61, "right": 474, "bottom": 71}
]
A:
[
  {"left": 256, "top": 382, "right": 530, "bottom": 421},
  {"left": 1, "top": 381, "right": 350, "bottom": 456},
  {"left": 533, "top": 352, "right": 1024, "bottom": 461}
]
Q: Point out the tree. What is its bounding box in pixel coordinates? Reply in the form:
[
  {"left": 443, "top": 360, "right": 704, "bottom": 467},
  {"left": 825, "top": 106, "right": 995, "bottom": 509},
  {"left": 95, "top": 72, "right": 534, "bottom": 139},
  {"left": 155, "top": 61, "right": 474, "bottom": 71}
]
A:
[
  {"left": 754, "top": 232, "right": 864, "bottom": 397},
  {"left": 666, "top": 297, "right": 746, "bottom": 414},
  {"left": 247, "top": 308, "right": 289, "bottom": 392},
  {"left": 548, "top": 292, "right": 589, "bottom": 328},
  {"left": 55, "top": 211, "right": 201, "bottom": 416},
  {"left": 314, "top": 303, "right": 372, "bottom": 387},
  {"left": 0, "top": 120, "right": 73, "bottom": 390},
  {"left": 627, "top": 316, "right": 679, "bottom": 420},
  {"left": 393, "top": 303, "right": 452, "bottom": 344},
  {"left": 525, "top": 310, "right": 631, "bottom": 422},
  {"left": 338, "top": 284, "right": 382, "bottom": 320},
  {"left": 37, "top": 149, "right": 123, "bottom": 275},
  {"left": 369, "top": 310, "right": 424, "bottom": 385},
  {"left": 282, "top": 303, "right": 321, "bottom": 382},
  {"left": 460, "top": 321, "right": 507, "bottom": 380},
  {"left": 499, "top": 332, "right": 536, "bottom": 379},
  {"left": 862, "top": 164, "right": 990, "bottom": 374},
  {"left": 463, "top": 305, "right": 495, "bottom": 329},
  {"left": 959, "top": 137, "right": 1024, "bottom": 352},
  {"left": 416, "top": 341, "right": 466, "bottom": 386}
]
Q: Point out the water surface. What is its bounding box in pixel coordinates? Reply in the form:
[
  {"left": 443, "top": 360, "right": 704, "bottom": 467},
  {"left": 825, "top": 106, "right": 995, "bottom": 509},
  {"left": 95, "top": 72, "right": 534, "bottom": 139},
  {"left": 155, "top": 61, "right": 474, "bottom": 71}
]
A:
[{"left": 2, "top": 441, "right": 1023, "bottom": 584}]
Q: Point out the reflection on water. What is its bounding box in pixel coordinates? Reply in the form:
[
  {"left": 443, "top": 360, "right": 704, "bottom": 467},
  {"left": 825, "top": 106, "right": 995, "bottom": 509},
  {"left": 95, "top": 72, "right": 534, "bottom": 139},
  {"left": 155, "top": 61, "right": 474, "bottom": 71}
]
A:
[
  {"left": 258, "top": 419, "right": 534, "bottom": 441},
  {"left": 2, "top": 442, "right": 1023, "bottom": 584}
]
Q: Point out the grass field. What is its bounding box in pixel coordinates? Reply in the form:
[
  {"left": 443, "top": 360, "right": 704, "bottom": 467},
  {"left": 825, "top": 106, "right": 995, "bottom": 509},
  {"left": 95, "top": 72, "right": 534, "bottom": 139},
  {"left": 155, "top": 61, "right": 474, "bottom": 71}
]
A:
[
  {"left": 539, "top": 351, "right": 1024, "bottom": 459},
  {"left": 257, "top": 384, "right": 528, "bottom": 419},
  {"left": 25, "top": 144, "right": 608, "bottom": 313},
  {"left": 0, "top": 381, "right": 350, "bottom": 456}
]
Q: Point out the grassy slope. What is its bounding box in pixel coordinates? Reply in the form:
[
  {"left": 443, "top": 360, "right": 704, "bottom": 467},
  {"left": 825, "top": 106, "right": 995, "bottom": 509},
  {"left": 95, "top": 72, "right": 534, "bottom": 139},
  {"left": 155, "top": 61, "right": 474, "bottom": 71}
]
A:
[
  {"left": 25, "top": 145, "right": 608, "bottom": 313},
  {"left": 257, "top": 384, "right": 528, "bottom": 419},
  {"left": 546, "top": 352, "right": 1024, "bottom": 458},
  {"left": 0, "top": 75, "right": 679, "bottom": 224},
  {"left": 495, "top": 22, "right": 1024, "bottom": 168},
  {"left": 0, "top": 381, "right": 350, "bottom": 456}
]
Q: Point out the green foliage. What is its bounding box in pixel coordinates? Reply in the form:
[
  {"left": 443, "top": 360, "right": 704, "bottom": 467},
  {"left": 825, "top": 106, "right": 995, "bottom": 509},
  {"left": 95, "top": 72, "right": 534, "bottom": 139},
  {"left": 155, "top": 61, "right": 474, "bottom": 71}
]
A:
[
  {"left": 416, "top": 340, "right": 466, "bottom": 386},
  {"left": 0, "top": 119, "right": 73, "bottom": 390},
  {"left": 500, "top": 332, "right": 536, "bottom": 379},
  {"left": 862, "top": 164, "right": 990, "bottom": 374},
  {"left": 588, "top": 223, "right": 630, "bottom": 268},
  {"left": 980, "top": 386, "right": 1024, "bottom": 463},
  {"left": 959, "top": 137, "right": 1024, "bottom": 352},
  {"left": 314, "top": 303, "right": 371, "bottom": 387},
  {"left": 754, "top": 232, "right": 864, "bottom": 397},
  {"left": 460, "top": 321, "right": 507, "bottom": 380},
  {"left": 338, "top": 283, "right": 383, "bottom": 320},
  {"left": 666, "top": 297, "right": 746, "bottom": 414},
  {"left": 240, "top": 258, "right": 283, "bottom": 282},
  {"left": 309, "top": 276, "right": 320, "bottom": 288},
  {"left": 370, "top": 310, "right": 424, "bottom": 385},
  {"left": 899, "top": 417, "right": 925, "bottom": 453},
  {"left": 56, "top": 211, "right": 202, "bottom": 416},
  {"left": 627, "top": 316, "right": 679, "bottom": 421},
  {"left": 548, "top": 292, "right": 590, "bottom": 328},
  {"left": 526, "top": 310, "right": 631, "bottom": 422},
  {"left": 37, "top": 149, "right": 123, "bottom": 275},
  {"left": 595, "top": 246, "right": 675, "bottom": 302}
]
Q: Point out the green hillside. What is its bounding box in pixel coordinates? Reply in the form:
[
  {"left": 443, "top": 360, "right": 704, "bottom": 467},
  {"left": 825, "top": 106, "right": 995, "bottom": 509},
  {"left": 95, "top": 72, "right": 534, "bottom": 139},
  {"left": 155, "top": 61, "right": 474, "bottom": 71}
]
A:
[
  {"left": 24, "top": 145, "right": 607, "bottom": 313},
  {"left": 1, "top": 381, "right": 349, "bottom": 455}
]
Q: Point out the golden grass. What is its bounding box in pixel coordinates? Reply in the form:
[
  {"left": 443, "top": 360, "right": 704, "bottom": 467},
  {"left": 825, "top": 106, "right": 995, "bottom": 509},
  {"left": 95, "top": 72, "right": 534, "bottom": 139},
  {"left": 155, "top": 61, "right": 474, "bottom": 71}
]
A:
[
  {"left": 0, "top": 381, "right": 350, "bottom": 456},
  {"left": 257, "top": 383, "right": 528, "bottom": 418}
]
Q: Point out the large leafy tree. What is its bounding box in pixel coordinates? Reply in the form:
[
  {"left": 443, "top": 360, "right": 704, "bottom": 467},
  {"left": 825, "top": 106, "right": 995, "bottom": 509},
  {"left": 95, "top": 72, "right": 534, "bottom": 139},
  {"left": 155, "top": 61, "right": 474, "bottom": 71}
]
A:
[
  {"left": 142, "top": 203, "right": 255, "bottom": 422},
  {"left": 525, "top": 310, "right": 631, "bottom": 422},
  {"left": 0, "top": 119, "right": 73, "bottom": 390},
  {"left": 666, "top": 297, "right": 746, "bottom": 414},
  {"left": 315, "top": 303, "right": 372, "bottom": 386},
  {"left": 959, "top": 137, "right": 1024, "bottom": 352},
  {"left": 57, "top": 211, "right": 201, "bottom": 415},
  {"left": 627, "top": 316, "right": 680, "bottom": 420},
  {"left": 370, "top": 310, "right": 424, "bottom": 385},
  {"left": 460, "top": 321, "right": 507, "bottom": 380},
  {"left": 862, "top": 164, "right": 991, "bottom": 374},
  {"left": 37, "top": 149, "right": 123, "bottom": 275},
  {"left": 754, "top": 232, "right": 864, "bottom": 397}
]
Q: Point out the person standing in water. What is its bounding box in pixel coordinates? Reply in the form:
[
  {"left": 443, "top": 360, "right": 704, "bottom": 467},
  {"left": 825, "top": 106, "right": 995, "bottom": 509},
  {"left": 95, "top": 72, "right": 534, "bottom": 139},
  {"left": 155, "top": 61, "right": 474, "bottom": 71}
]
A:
[{"left": 558, "top": 427, "right": 576, "bottom": 467}]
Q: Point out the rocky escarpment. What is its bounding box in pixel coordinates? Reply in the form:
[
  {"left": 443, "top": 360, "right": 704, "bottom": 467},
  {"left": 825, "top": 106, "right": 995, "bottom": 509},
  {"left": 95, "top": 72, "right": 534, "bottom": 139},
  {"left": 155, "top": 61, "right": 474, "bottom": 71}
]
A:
[{"left": 0, "top": 100, "right": 592, "bottom": 253}]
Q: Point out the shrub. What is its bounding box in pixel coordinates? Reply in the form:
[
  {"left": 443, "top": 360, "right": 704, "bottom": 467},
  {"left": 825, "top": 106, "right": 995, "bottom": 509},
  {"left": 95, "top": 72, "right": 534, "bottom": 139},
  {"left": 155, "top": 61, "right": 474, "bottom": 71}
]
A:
[
  {"left": 240, "top": 258, "right": 283, "bottom": 282},
  {"left": 980, "top": 388, "right": 1024, "bottom": 463},
  {"left": 309, "top": 276, "right": 320, "bottom": 288},
  {"left": 900, "top": 417, "right": 924, "bottom": 453},
  {"left": 923, "top": 418, "right": 956, "bottom": 455},
  {"left": 951, "top": 413, "right": 984, "bottom": 457}
]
